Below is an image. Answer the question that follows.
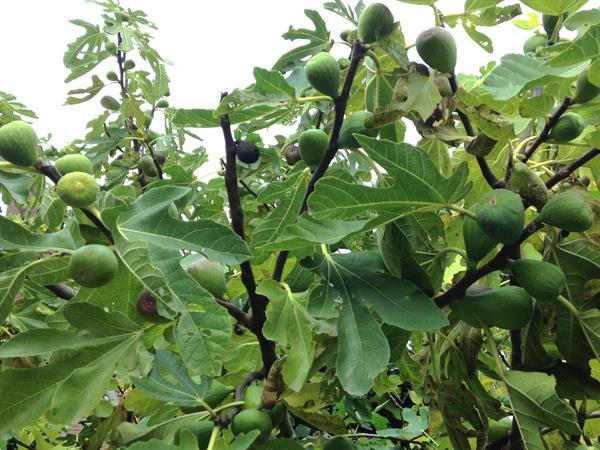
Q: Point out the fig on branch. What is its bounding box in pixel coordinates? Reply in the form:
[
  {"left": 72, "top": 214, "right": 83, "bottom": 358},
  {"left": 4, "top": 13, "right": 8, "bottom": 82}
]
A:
[
  {"left": 153, "top": 151, "right": 166, "bottom": 165},
  {"left": 68, "top": 244, "right": 119, "bottom": 288},
  {"left": 106, "top": 70, "right": 119, "bottom": 81},
  {"left": 100, "top": 95, "right": 120, "bottom": 111},
  {"left": 136, "top": 289, "right": 160, "bottom": 320},
  {"left": 451, "top": 286, "right": 534, "bottom": 330},
  {"left": 324, "top": 436, "right": 356, "bottom": 450},
  {"left": 156, "top": 99, "right": 169, "bottom": 108},
  {"left": 506, "top": 161, "right": 549, "bottom": 209},
  {"left": 231, "top": 409, "right": 273, "bottom": 443},
  {"left": 340, "top": 29, "right": 354, "bottom": 43},
  {"left": 472, "top": 189, "right": 525, "bottom": 245},
  {"left": 573, "top": 67, "right": 600, "bottom": 104},
  {"left": 416, "top": 27, "right": 457, "bottom": 74},
  {"left": 284, "top": 144, "right": 301, "bottom": 165},
  {"left": 186, "top": 258, "right": 227, "bottom": 298},
  {"left": 466, "top": 133, "right": 497, "bottom": 157},
  {"left": 124, "top": 59, "right": 136, "bottom": 70},
  {"left": 487, "top": 418, "right": 512, "bottom": 444},
  {"left": 235, "top": 140, "right": 260, "bottom": 164},
  {"left": 138, "top": 154, "right": 158, "bottom": 177},
  {"left": 508, "top": 259, "right": 566, "bottom": 302},
  {"left": 243, "top": 383, "right": 263, "bottom": 410},
  {"left": 105, "top": 41, "right": 117, "bottom": 55},
  {"left": 463, "top": 217, "right": 498, "bottom": 262},
  {"left": 0, "top": 120, "right": 39, "bottom": 167},
  {"left": 298, "top": 129, "right": 329, "bottom": 170},
  {"left": 357, "top": 3, "right": 395, "bottom": 44},
  {"left": 548, "top": 112, "right": 585, "bottom": 142},
  {"left": 338, "top": 57, "right": 350, "bottom": 70},
  {"left": 523, "top": 35, "right": 547, "bottom": 54},
  {"left": 305, "top": 52, "right": 340, "bottom": 99},
  {"left": 56, "top": 171, "right": 99, "bottom": 208},
  {"left": 55, "top": 154, "right": 93, "bottom": 175},
  {"left": 538, "top": 190, "right": 593, "bottom": 232},
  {"left": 338, "top": 111, "right": 379, "bottom": 149}
]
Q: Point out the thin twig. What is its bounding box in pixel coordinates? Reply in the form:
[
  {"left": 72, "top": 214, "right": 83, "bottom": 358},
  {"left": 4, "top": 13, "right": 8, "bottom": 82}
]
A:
[
  {"left": 522, "top": 97, "right": 572, "bottom": 162},
  {"left": 545, "top": 147, "right": 600, "bottom": 188},
  {"left": 215, "top": 298, "right": 250, "bottom": 328},
  {"left": 45, "top": 284, "right": 75, "bottom": 300}
]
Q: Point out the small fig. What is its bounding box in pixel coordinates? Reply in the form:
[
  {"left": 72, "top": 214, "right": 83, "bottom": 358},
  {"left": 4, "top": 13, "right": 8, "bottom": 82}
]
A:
[
  {"left": 506, "top": 161, "right": 549, "bottom": 209},
  {"left": 137, "top": 289, "right": 159, "bottom": 319},
  {"left": 156, "top": 99, "right": 170, "bottom": 108},
  {"left": 69, "top": 244, "right": 118, "bottom": 288},
  {"left": 466, "top": 133, "right": 497, "bottom": 157},
  {"left": 298, "top": 129, "right": 329, "bottom": 170},
  {"left": 573, "top": 67, "right": 600, "bottom": 104},
  {"left": 357, "top": 3, "right": 395, "bottom": 44},
  {"left": 138, "top": 154, "right": 158, "bottom": 177},
  {"left": 124, "top": 59, "right": 136, "bottom": 70},
  {"left": 186, "top": 258, "right": 227, "bottom": 298},
  {"left": 0, "top": 120, "right": 39, "bottom": 167},
  {"left": 105, "top": 41, "right": 117, "bottom": 54},
  {"left": 416, "top": 27, "right": 457, "bottom": 74},
  {"left": 340, "top": 29, "right": 354, "bottom": 43},
  {"left": 100, "top": 95, "right": 120, "bottom": 111},
  {"left": 106, "top": 71, "right": 119, "bottom": 81},
  {"left": 538, "top": 190, "right": 593, "bottom": 232},
  {"left": 305, "top": 52, "right": 340, "bottom": 99},
  {"left": 235, "top": 140, "right": 260, "bottom": 164},
  {"left": 284, "top": 144, "right": 301, "bottom": 165},
  {"left": 523, "top": 35, "right": 547, "bottom": 54}
]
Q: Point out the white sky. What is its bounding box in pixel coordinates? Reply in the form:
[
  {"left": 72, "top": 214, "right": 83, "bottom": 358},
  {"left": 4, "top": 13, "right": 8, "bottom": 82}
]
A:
[{"left": 0, "top": 0, "right": 537, "bottom": 164}]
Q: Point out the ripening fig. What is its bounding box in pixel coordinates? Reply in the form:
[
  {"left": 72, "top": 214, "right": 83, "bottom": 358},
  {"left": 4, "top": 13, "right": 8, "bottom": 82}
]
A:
[
  {"left": 573, "top": 67, "right": 600, "bottom": 104},
  {"left": 523, "top": 35, "right": 547, "bottom": 54},
  {"left": 56, "top": 171, "right": 99, "bottom": 208},
  {"left": 538, "top": 190, "right": 593, "bottom": 232},
  {"left": 0, "top": 120, "right": 39, "bottom": 167},
  {"left": 305, "top": 52, "right": 340, "bottom": 99},
  {"left": 100, "top": 95, "right": 120, "bottom": 111},
  {"left": 138, "top": 154, "right": 158, "bottom": 177},
  {"left": 55, "top": 154, "right": 94, "bottom": 175},
  {"left": 548, "top": 112, "right": 585, "bottom": 142},
  {"left": 284, "top": 144, "right": 301, "bottom": 165},
  {"left": 357, "top": 3, "right": 395, "bottom": 44},
  {"left": 136, "top": 289, "right": 160, "bottom": 320},
  {"left": 298, "top": 129, "right": 329, "bottom": 170},
  {"left": 186, "top": 258, "right": 227, "bottom": 298},
  {"left": 235, "top": 140, "right": 260, "bottom": 164},
  {"left": 472, "top": 189, "right": 525, "bottom": 245},
  {"left": 416, "top": 27, "right": 457, "bottom": 74},
  {"left": 68, "top": 244, "right": 119, "bottom": 288}
]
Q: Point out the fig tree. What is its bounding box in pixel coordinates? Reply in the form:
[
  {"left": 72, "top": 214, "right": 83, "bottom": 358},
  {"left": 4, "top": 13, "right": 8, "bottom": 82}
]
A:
[
  {"left": 55, "top": 154, "right": 93, "bottom": 175},
  {"left": 506, "top": 161, "right": 549, "bottom": 209},
  {"left": 0, "top": 120, "right": 39, "bottom": 167},
  {"left": 338, "top": 111, "right": 379, "bottom": 149},
  {"left": 416, "top": 27, "right": 457, "bottom": 74},
  {"left": 548, "top": 112, "right": 585, "bottom": 142},
  {"left": 472, "top": 189, "right": 525, "bottom": 245},
  {"left": 357, "top": 3, "right": 395, "bottom": 44},
  {"left": 106, "top": 70, "right": 119, "bottom": 81},
  {"left": 186, "top": 258, "right": 227, "bottom": 298},
  {"left": 284, "top": 144, "right": 301, "bottom": 165},
  {"left": 324, "top": 436, "right": 355, "bottom": 450},
  {"left": 298, "top": 129, "right": 329, "bottom": 170},
  {"left": 305, "top": 52, "right": 340, "bottom": 99},
  {"left": 56, "top": 171, "right": 99, "bottom": 208},
  {"left": 100, "top": 95, "right": 120, "bottom": 111},
  {"left": 463, "top": 217, "right": 497, "bottom": 262},
  {"left": 124, "top": 59, "right": 136, "bottom": 70},
  {"left": 538, "top": 190, "right": 593, "bottom": 232},
  {"left": 523, "top": 35, "right": 547, "bottom": 54},
  {"left": 68, "top": 244, "right": 119, "bottom": 288},
  {"left": 231, "top": 409, "right": 272, "bottom": 443},
  {"left": 235, "top": 140, "right": 260, "bottom": 164},
  {"left": 573, "top": 67, "right": 600, "bottom": 104},
  {"left": 509, "top": 259, "right": 566, "bottom": 302},
  {"left": 138, "top": 154, "right": 158, "bottom": 177}
]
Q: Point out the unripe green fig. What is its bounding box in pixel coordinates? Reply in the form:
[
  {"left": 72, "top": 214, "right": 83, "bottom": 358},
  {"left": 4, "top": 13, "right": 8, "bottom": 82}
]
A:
[
  {"left": 124, "top": 59, "right": 136, "bottom": 70},
  {"left": 143, "top": 112, "right": 153, "bottom": 128},
  {"left": 186, "top": 258, "right": 227, "bottom": 298},
  {"left": 156, "top": 99, "right": 169, "bottom": 108},
  {"left": 548, "top": 112, "right": 585, "bottom": 142},
  {"left": 338, "top": 111, "right": 379, "bottom": 149},
  {"left": 68, "top": 244, "right": 119, "bottom": 288},
  {"left": 523, "top": 35, "right": 547, "bottom": 54},
  {"left": 324, "top": 436, "right": 356, "bottom": 450},
  {"left": 138, "top": 154, "right": 158, "bottom": 177},
  {"left": 106, "top": 70, "right": 119, "bottom": 81},
  {"left": 180, "top": 380, "right": 232, "bottom": 413},
  {"left": 573, "top": 67, "right": 600, "bottom": 104},
  {"left": 56, "top": 171, "right": 99, "bottom": 208},
  {"left": 538, "top": 190, "right": 593, "bottom": 232},
  {"left": 100, "top": 95, "right": 120, "bottom": 111},
  {"left": 451, "top": 286, "right": 533, "bottom": 329},
  {"left": 305, "top": 52, "right": 340, "bottom": 99},
  {"left": 509, "top": 259, "right": 566, "bottom": 302},
  {"left": 55, "top": 154, "right": 93, "bottom": 175},
  {"left": 174, "top": 421, "right": 213, "bottom": 448},
  {"left": 235, "top": 140, "right": 260, "bottom": 164},
  {"left": 506, "top": 161, "right": 549, "bottom": 209},
  {"left": 472, "top": 189, "right": 525, "bottom": 245},
  {"left": 136, "top": 289, "right": 160, "bottom": 320},
  {"left": 416, "top": 27, "right": 457, "bottom": 74},
  {"left": 337, "top": 57, "right": 350, "bottom": 70},
  {"left": 284, "top": 144, "right": 301, "bottom": 165},
  {"left": 357, "top": 3, "right": 395, "bottom": 44},
  {"left": 105, "top": 41, "right": 117, "bottom": 55},
  {"left": 231, "top": 409, "right": 272, "bottom": 443},
  {"left": 466, "top": 133, "right": 497, "bottom": 157},
  {"left": 146, "top": 130, "right": 160, "bottom": 145},
  {"left": 168, "top": 202, "right": 179, "bottom": 219},
  {"left": 243, "top": 383, "right": 262, "bottom": 409},
  {"left": 340, "top": 29, "right": 354, "bottom": 43},
  {"left": 463, "top": 217, "right": 497, "bottom": 262},
  {"left": 0, "top": 120, "right": 38, "bottom": 167},
  {"left": 298, "top": 129, "right": 329, "bottom": 170}
]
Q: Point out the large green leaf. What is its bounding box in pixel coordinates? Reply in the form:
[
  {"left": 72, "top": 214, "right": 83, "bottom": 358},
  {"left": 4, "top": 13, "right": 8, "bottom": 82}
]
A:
[
  {"left": 548, "top": 23, "right": 600, "bottom": 66},
  {"left": 520, "top": 0, "right": 589, "bottom": 15},
  {"left": 0, "top": 170, "right": 31, "bottom": 204},
  {"left": 63, "top": 20, "right": 107, "bottom": 82},
  {"left": 0, "top": 216, "right": 81, "bottom": 252}
]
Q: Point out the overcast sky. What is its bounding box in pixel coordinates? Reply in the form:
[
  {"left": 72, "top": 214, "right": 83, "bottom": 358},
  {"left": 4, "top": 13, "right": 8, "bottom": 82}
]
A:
[{"left": 0, "top": 1, "right": 536, "bottom": 163}]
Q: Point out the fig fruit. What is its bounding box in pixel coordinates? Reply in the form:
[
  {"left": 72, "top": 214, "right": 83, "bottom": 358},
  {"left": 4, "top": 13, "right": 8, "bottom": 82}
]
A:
[
  {"left": 298, "top": 129, "right": 329, "bottom": 170},
  {"left": 573, "top": 67, "right": 600, "bottom": 104},
  {"left": 0, "top": 120, "right": 38, "bottom": 167},
  {"left": 305, "top": 52, "right": 340, "bottom": 99},
  {"left": 100, "top": 95, "right": 120, "bottom": 111},
  {"left": 523, "top": 35, "right": 547, "bottom": 54},
  {"left": 538, "top": 190, "right": 593, "bottom": 232},
  {"left": 548, "top": 112, "right": 585, "bottom": 142},
  {"left": 243, "top": 383, "right": 262, "bottom": 410},
  {"left": 463, "top": 217, "right": 497, "bottom": 262},
  {"left": 466, "top": 133, "right": 497, "bottom": 157},
  {"left": 56, "top": 171, "right": 99, "bottom": 208},
  {"left": 235, "top": 140, "right": 260, "bottom": 164},
  {"left": 472, "top": 189, "right": 525, "bottom": 245},
  {"left": 357, "top": 3, "right": 395, "bottom": 44},
  {"left": 68, "top": 244, "right": 119, "bottom": 288},
  {"left": 106, "top": 70, "right": 119, "bottom": 81},
  {"left": 338, "top": 111, "right": 379, "bottom": 149},
  {"left": 231, "top": 409, "right": 272, "bottom": 443},
  {"left": 284, "top": 144, "right": 301, "bottom": 165},
  {"left": 451, "top": 286, "right": 533, "bottom": 330},
  {"left": 136, "top": 289, "right": 160, "bottom": 320},
  {"left": 506, "top": 161, "right": 549, "bottom": 209},
  {"left": 138, "top": 154, "right": 158, "bottom": 177},
  {"left": 340, "top": 29, "right": 354, "bottom": 43},
  {"left": 124, "top": 59, "right": 136, "bottom": 70},
  {"left": 509, "top": 259, "right": 566, "bottom": 302},
  {"left": 338, "top": 57, "right": 350, "bottom": 70},
  {"left": 156, "top": 99, "right": 169, "bottom": 108},
  {"left": 416, "top": 27, "right": 457, "bottom": 74},
  {"left": 324, "top": 436, "right": 356, "bottom": 450},
  {"left": 186, "top": 258, "right": 227, "bottom": 298},
  {"left": 105, "top": 41, "right": 117, "bottom": 55},
  {"left": 55, "top": 154, "right": 93, "bottom": 175}
]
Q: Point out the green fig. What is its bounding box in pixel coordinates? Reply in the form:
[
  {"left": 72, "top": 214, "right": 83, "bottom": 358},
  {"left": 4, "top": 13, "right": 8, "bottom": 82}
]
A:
[
  {"left": 509, "top": 259, "right": 566, "bottom": 302},
  {"left": 305, "top": 52, "right": 340, "bottom": 99},
  {"left": 416, "top": 27, "right": 457, "bottom": 74},
  {"left": 156, "top": 99, "right": 170, "bottom": 108},
  {"left": 106, "top": 70, "right": 119, "bottom": 81},
  {"left": 138, "top": 154, "right": 158, "bottom": 177},
  {"left": 100, "top": 95, "right": 120, "bottom": 111},
  {"left": 357, "top": 3, "right": 395, "bottom": 44},
  {"left": 124, "top": 59, "right": 136, "bottom": 70},
  {"left": 56, "top": 171, "right": 99, "bottom": 208},
  {"left": 174, "top": 421, "right": 213, "bottom": 448},
  {"left": 487, "top": 418, "right": 512, "bottom": 444},
  {"left": 338, "top": 111, "right": 379, "bottom": 149},
  {"left": 69, "top": 244, "right": 119, "bottom": 288},
  {"left": 463, "top": 217, "right": 498, "bottom": 262},
  {"left": 507, "top": 161, "right": 549, "bottom": 209},
  {"left": 338, "top": 57, "right": 350, "bottom": 70},
  {"left": 466, "top": 133, "right": 497, "bottom": 157},
  {"left": 523, "top": 35, "right": 547, "bottom": 54},
  {"left": 573, "top": 67, "right": 600, "bottom": 104},
  {"left": 472, "top": 189, "right": 525, "bottom": 245},
  {"left": 538, "top": 190, "right": 593, "bottom": 232},
  {"left": 298, "top": 129, "right": 329, "bottom": 170},
  {"left": 340, "top": 29, "right": 354, "bottom": 43},
  {"left": 0, "top": 120, "right": 38, "bottom": 167},
  {"left": 105, "top": 41, "right": 117, "bottom": 55},
  {"left": 186, "top": 258, "right": 227, "bottom": 298},
  {"left": 548, "top": 112, "right": 585, "bottom": 142},
  {"left": 231, "top": 409, "right": 272, "bottom": 443},
  {"left": 55, "top": 154, "right": 93, "bottom": 175}
]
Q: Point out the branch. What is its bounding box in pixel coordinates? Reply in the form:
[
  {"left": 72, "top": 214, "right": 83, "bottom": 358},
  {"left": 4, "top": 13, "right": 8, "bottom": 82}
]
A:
[
  {"left": 217, "top": 370, "right": 264, "bottom": 426},
  {"left": 272, "top": 40, "right": 368, "bottom": 282},
  {"left": 522, "top": 97, "right": 572, "bottom": 162},
  {"left": 35, "top": 160, "right": 114, "bottom": 244},
  {"left": 215, "top": 298, "right": 250, "bottom": 328},
  {"left": 449, "top": 73, "right": 503, "bottom": 189},
  {"left": 545, "top": 147, "right": 600, "bottom": 189},
  {"left": 45, "top": 284, "right": 75, "bottom": 300}
]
